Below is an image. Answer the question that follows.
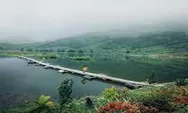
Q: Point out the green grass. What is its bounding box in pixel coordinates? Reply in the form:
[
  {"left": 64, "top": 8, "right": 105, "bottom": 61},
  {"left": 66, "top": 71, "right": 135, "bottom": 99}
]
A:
[{"left": 0, "top": 51, "right": 59, "bottom": 59}]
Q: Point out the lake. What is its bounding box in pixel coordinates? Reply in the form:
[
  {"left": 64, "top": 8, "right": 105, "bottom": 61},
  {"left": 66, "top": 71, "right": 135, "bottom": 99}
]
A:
[
  {"left": 0, "top": 57, "right": 112, "bottom": 108},
  {"left": 0, "top": 56, "right": 188, "bottom": 108},
  {"left": 48, "top": 56, "right": 188, "bottom": 83}
]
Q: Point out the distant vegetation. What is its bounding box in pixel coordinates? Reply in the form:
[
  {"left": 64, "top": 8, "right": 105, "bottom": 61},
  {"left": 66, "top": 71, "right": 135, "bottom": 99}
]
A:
[
  {"left": 0, "top": 31, "right": 188, "bottom": 61},
  {"left": 70, "top": 56, "right": 92, "bottom": 61}
]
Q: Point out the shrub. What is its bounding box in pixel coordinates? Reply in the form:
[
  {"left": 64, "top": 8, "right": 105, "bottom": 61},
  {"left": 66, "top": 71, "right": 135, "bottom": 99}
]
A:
[
  {"left": 175, "top": 78, "right": 188, "bottom": 86},
  {"left": 116, "top": 88, "right": 130, "bottom": 101},
  {"left": 137, "top": 104, "right": 159, "bottom": 113},
  {"left": 146, "top": 72, "right": 157, "bottom": 84},
  {"left": 174, "top": 96, "right": 188, "bottom": 105},
  {"left": 142, "top": 95, "right": 173, "bottom": 112},
  {"left": 26, "top": 95, "right": 58, "bottom": 113},
  {"left": 62, "top": 98, "right": 95, "bottom": 113},
  {"left": 97, "top": 102, "right": 158, "bottom": 113},
  {"left": 85, "top": 97, "right": 94, "bottom": 108},
  {"left": 173, "top": 85, "right": 188, "bottom": 112},
  {"left": 126, "top": 50, "right": 130, "bottom": 53},
  {"left": 103, "top": 87, "right": 118, "bottom": 100},
  {"left": 97, "top": 102, "right": 138, "bottom": 113},
  {"left": 141, "top": 86, "right": 175, "bottom": 112},
  {"left": 58, "top": 77, "right": 73, "bottom": 110},
  {"left": 174, "top": 104, "right": 188, "bottom": 113}
]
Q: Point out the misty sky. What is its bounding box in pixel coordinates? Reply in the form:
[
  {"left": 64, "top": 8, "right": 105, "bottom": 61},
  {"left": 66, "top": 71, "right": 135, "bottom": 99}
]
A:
[{"left": 0, "top": 0, "right": 188, "bottom": 43}]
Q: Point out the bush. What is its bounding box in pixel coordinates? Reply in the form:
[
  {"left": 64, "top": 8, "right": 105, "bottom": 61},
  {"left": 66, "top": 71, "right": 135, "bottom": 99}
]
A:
[
  {"left": 61, "top": 98, "right": 96, "bottom": 113},
  {"left": 175, "top": 78, "right": 188, "bottom": 86},
  {"left": 97, "top": 102, "right": 158, "bottom": 113},
  {"left": 146, "top": 72, "right": 157, "bottom": 84},
  {"left": 141, "top": 86, "right": 175, "bottom": 112},
  {"left": 173, "top": 85, "right": 188, "bottom": 112},
  {"left": 142, "top": 95, "right": 173, "bottom": 112},
  {"left": 103, "top": 87, "right": 118, "bottom": 100},
  {"left": 26, "top": 95, "right": 58, "bottom": 113}
]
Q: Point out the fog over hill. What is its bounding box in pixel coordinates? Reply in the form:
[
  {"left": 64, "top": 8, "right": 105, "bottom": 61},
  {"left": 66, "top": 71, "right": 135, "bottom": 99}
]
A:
[{"left": 0, "top": 0, "right": 188, "bottom": 43}]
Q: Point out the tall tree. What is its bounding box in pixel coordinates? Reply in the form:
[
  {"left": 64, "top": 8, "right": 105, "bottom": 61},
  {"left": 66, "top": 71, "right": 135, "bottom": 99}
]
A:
[{"left": 58, "top": 77, "right": 73, "bottom": 110}]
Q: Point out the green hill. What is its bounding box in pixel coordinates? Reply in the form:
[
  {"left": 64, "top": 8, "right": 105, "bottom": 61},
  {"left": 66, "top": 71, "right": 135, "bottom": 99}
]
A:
[
  {"left": 1, "top": 31, "right": 188, "bottom": 55},
  {"left": 35, "top": 31, "right": 188, "bottom": 54}
]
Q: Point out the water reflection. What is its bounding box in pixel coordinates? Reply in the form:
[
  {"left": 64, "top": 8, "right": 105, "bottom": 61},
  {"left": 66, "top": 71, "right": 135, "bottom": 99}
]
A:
[
  {"left": 47, "top": 57, "right": 188, "bottom": 83},
  {"left": 81, "top": 78, "right": 87, "bottom": 84},
  {"left": 0, "top": 57, "right": 112, "bottom": 107}
]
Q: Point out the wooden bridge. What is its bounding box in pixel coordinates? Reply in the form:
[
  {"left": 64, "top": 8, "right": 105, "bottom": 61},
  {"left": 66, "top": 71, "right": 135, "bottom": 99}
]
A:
[{"left": 18, "top": 56, "right": 149, "bottom": 89}]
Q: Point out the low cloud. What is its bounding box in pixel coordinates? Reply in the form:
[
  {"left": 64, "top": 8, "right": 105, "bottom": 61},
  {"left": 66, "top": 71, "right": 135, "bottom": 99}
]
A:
[{"left": 0, "top": 0, "right": 188, "bottom": 43}]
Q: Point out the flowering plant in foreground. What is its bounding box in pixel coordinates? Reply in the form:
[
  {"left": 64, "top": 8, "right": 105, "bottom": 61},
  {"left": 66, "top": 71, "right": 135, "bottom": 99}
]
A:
[
  {"left": 97, "top": 102, "right": 159, "bottom": 113},
  {"left": 174, "top": 95, "right": 188, "bottom": 105}
]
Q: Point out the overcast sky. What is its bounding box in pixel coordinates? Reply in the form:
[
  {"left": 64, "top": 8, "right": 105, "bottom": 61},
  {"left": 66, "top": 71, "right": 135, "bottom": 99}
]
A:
[{"left": 0, "top": 0, "right": 188, "bottom": 43}]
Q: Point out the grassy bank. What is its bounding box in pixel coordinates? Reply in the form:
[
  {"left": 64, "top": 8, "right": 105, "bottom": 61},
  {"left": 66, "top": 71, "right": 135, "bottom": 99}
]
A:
[
  {"left": 70, "top": 56, "right": 94, "bottom": 61},
  {"left": 0, "top": 51, "right": 59, "bottom": 59}
]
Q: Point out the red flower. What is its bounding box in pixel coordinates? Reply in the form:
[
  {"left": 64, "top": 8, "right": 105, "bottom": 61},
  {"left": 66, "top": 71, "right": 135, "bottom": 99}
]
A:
[
  {"left": 97, "top": 101, "right": 158, "bottom": 113},
  {"left": 124, "top": 109, "right": 133, "bottom": 113},
  {"left": 174, "top": 96, "right": 188, "bottom": 104}
]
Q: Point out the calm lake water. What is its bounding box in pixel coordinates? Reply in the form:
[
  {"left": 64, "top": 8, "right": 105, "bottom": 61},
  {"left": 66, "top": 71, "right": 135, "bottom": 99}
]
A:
[
  {"left": 48, "top": 57, "right": 188, "bottom": 83},
  {"left": 0, "top": 57, "right": 188, "bottom": 107},
  {"left": 0, "top": 57, "right": 112, "bottom": 107}
]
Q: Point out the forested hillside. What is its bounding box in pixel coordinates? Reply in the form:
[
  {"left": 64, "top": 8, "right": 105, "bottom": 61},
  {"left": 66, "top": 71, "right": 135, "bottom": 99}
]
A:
[
  {"left": 1, "top": 31, "right": 188, "bottom": 54},
  {"left": 36, "top": 31, "right": 188, "bottom": 54}
]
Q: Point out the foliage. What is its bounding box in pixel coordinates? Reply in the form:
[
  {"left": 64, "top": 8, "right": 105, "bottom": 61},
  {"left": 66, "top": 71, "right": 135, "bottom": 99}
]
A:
[
  {"left": 103, "top": 87, "right": 118, "bottom": 100},
  {"left": 174, "top": 104, "right": 188, "bottom": 113},
  {"left": 61, "top": 97, "right": 94, "bottom": 113},
  {"left": 36, "top": 53, "right": 59, "bottom": 59},
  {"left": 58, "top": 77, "right": 73, "bottom": 109},
  {"left": 57, "top": 49, "right": 65, "bottom": 52},
  {"left": 2, "top": 31, "right": 188, "bottom": 59},
  {"left": 116, "top": 88, "right": 130, "bottom": 101},
  {"left": 85, "top": 97, "right": 94, "bottom": 108},
  {"left": 78, "top": 50, "right": 85, "bottom": 53},
  {"left": 173, "top": 85, "right": 188, "bottom": 112},
  {"left": 175, "top": 78, "right": 188, "bottom": 86},
  {"left": 0, "top": 51, "right": 59, "bottom": 60},
  {"left": 103, "top": 87, "right": 130, "bottom": 102},
  {"left": 174, "top": 96, "right": 188, "bottom": 105},
  {"left": 97, "top": 101, "right": 159, "bottom": 113},
  {"left": 141, "top": 94, "right": 174, "bottom": 112},
  {"left": 121, "top": 85, "right": 187, "bottom": 112},
  {"left": 138, "top": 85, "right": 175, "bottom": 112},
  {"left": 36, "top": 95, "right": 53, "bottom": 106},
  {"left": 70, "top": 56, "right": 92, "bottom": 61},
  {"left": 26, "top": 95, "right": 58, "bottom": 113},
  {"left": 146, "top": 72, "right": 157, "bottom": 84},
  {"left": 126, "top": 50, "right": 130, "bottom": 53},
  {"left": 67, "top": 49, "right": 76, "bottom": 52},
  {"left": 1, "top": 81, "right": 188, "bottom": 113},
  {"left": 60, "top": 96, "right": 109, "bottom": 113}
]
